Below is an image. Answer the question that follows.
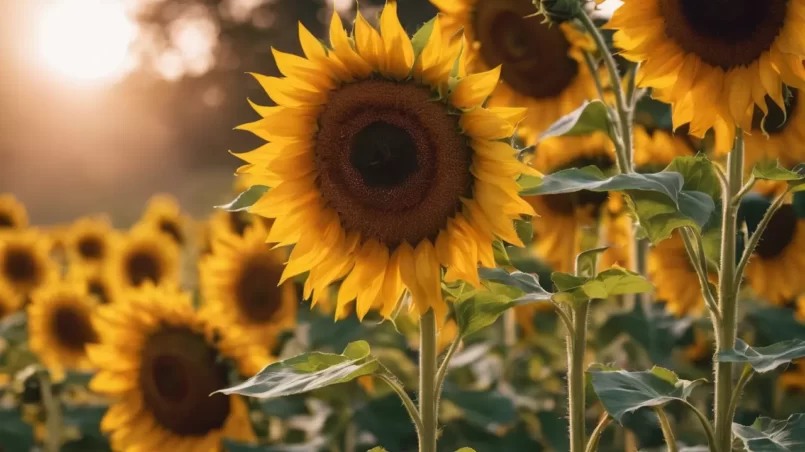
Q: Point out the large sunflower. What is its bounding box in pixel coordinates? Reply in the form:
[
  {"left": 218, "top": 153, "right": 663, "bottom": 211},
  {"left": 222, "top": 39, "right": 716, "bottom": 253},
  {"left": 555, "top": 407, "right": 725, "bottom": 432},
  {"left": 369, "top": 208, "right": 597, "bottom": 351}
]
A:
[
  {"left": 0, "top": 280, "right": 22, "bottom": 320},
  {"left": 744, "top": 88, "right": 805, "bottom": 166},
  {"left": 0, "top": 194, "right": 28, "bottom": 230},
  {"left": 745, "top": 202, "right": 805, "bottom": 304},
  {"left": 607, "top": 0, "right": 805, "bottom": 153},
  {"left": 140, "top": 195, "right": 187, "bottom": 246},
  {"left": 234, "top": 2, "right": 535, "bottom": 320},
  {"left": 430, "top": 0, "right": 603, "bottom": 143},
  {"left": 65, "top": 217, "right": 115, "bottom": 266},
  {"left": 526, "top": 133, "right": 624, "bottom": 273},
  {"left": 88, "top": 285, "right": 267, "bottom": 452},
  {"left": 648, "top": 232, "right": 716, "bottom": 317},
  {"left": 107, "top": 226, "right": 180, "bottom": 294},
  {"left": 200, "top": 220, "right": 296, "bottom": 347},
  {"left": 0, "top": 231, "right": 56, "bottom": 298},
  {"left": 28, "top": 281, "right": 99, "bottom": 378}
]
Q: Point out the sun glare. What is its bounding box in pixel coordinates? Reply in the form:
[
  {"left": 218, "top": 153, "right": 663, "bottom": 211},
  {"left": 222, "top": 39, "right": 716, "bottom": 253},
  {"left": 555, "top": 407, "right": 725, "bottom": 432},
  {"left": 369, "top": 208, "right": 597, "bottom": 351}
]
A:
[{"left": 35, "top": 0, "right": 137, "bottom": 82}]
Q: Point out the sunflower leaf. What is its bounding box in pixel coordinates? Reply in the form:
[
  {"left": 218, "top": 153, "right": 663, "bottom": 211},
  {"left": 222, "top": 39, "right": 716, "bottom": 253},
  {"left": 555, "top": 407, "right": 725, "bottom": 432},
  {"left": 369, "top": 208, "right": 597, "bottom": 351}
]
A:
[
  {"left": 216, "top": 185, "right": 269, "bottom": 212},
  {"left": 717, "top": 339, "right": 805, "bottom": 373},
  {"left": 752, "top": 160, "right": 805, "bottom": 192},
  {"left": 478, "top": 267, "right": 551, "bottom": 297},
  {"left": 588, "top": 365, "right": 707, "bottom": 423},
  {"left": 551, "top": 267, "right": 653, "bottom": 305},
  {"left": 626, "top": 189, "right": 715, "bottom": 244},
  {"left": 732, "top": 414, "right": 805, "bottom": 452},
  {"left": 665, "top": 154, "right": 721, "bottom": 200},
  {"left": 215, "top": 341, "right": 378, "bottom": 399},
  {"left": 576, "top": 246, "right": 610, "bottom": 278},
  {"left": 520, "top": 166, "right": 684, "bottom": 200},
  {"left": 453, "top": 290, "right": 514, "bottom": 338},
  {"left": 539, "top": 100, "right": 613, "bottom": 141}
]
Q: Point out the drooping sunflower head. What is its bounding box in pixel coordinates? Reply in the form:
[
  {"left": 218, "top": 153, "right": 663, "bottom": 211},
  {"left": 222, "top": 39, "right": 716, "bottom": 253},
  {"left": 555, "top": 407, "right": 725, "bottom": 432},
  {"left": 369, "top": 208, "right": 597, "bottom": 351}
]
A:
[
  {"left": 0, "top": 194, "right": 28, "bottom": 231},
  {"left": 140, "top": 194, "right": 187, "bottom": 246},
  {"left": 648, "top": 232, "right": 716, "bottom": 317},
  {"left": 107, "top": 226, "right": 180, "bottom": 293},
  {"left": 633, "top": 125, "right": 696, "bottom": 171},
  {"left": 0, "top": 230, "right": 56, "bottom": 298},
  {"left": 431, "top": 0, "right": 604, "bottom": 142},
  {"left": 89, "top": 286, "right": 268, "bottom": 451},
  {"left": 525, "top": 133, "right": 617, "bottom": 273},
  {"left": 0, "top": 279, "right": 22, "bottom": 321},
  {"left": 65, "top": 216, "right": 115, "bottom": 266},
  {"left": 234, "top": 2, "right": 536, "bottom": 320},
  {"left": 28, "top": 281, "right": 99, "bottom": 378},
  {"left": 607, "top": 0, "right": 805, "bottom": 151},
  {"left": 200, "top": 220, "right": 296, "bottom": 347},
  {"left": 745, "top": 201, "right": 805, "bottom": 304}
]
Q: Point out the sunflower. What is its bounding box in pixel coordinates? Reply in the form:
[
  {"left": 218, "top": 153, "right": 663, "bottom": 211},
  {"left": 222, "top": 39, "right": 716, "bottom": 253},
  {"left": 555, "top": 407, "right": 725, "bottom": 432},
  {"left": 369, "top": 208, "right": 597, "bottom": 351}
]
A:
[
  {"left": 745, "top": 202, "right": 805, "bottom": 304},
  {"left": 88, "top": 285, "right": 267, "bottom": 452},
  {"left": 430, "top": 0, "right": 604, "bottom": 143},
  {"left": 744, "top": 88, "right": 805, "bottom": 167},
  {"left": 28, "top": 281, "right": 99, "bottom": 379},
  {"left": 200, "top": 220, "right": 296, "bottom": 347},
  {"left": 633, "top": 125, "right": 696, "bottom": 170},
  {"left": 141, "top": 194, "right": 187, "bottom": 246},
  {"left": 107, "top": 226, "right": 180, "bottom": 294},
  {"left": 526, "top": 133, "right": 621, "bottom": 273},
  {"left": 648, "top": 232, "right": 716, "bottom": 317},
  {"left": 0, "top": 231, "right": 56, "bottom": 298},
  {"left": 607, "top": 0, "right": 805, "bottom": 153},
  {"left": 0, "top": 194, "right": 28, "bottom": 230},
  {"left": 70, "top": 265, "right": 114, "bottom": 305},
  {"left": 64, "top": 217, "right": 114, "bottom": 266},
  {"left": 209, "top": 209, "right": 254, "bottom": 240},
  {"left": 0, "top": 280, "right": 22, "bottom": 320},
  {"left": 233, "top": 2, "right": 536, "bottom": 320},
  {"left": 780, "top": 359, "right": 805, "bottom": 393}
]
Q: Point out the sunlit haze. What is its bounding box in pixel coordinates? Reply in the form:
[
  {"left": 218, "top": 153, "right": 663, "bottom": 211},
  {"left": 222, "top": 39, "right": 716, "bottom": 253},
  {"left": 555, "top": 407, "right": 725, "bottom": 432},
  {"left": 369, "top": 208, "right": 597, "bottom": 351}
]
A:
[{"left": 35, "top": 0, "right": 136, "bottom": 82}]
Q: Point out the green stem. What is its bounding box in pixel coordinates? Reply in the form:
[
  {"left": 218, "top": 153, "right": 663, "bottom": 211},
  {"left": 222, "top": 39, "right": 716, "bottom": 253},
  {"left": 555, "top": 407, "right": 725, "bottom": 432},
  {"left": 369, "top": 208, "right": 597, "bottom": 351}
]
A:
[
  {"left": 734, "top": 188, "right": 791, "bottom": 290},
  {"left": 378, "top": 372, "right": 424, "bottom": 434},
  {"left": 683, "top": 400, "right": 719, "bottom": 452},
  {"left": 680, "top": 227, "right": 720, "bottom": 325},
  {"left": 434, "top": 335, "right": 461, "bottom": 398},
  {"left": 731, "top": 175, "right": 757, "bottom": 206},
  {"left": 715, "top": 131, "right": 744, "bottom": 452},
  {"left": 655, "top": 408, "right": 679, "bottom": 452},
  {"left": 583, "top": 51, "right": 607, "bottom": 102},
  {"left": 418, "top": 309, "right": 438, "bottom": 452},
  {"left": 726, "top": 365, "right": 754, "bottom": 428},
  {"left": 40, "top": 371, "right": 61, "bottom": 452},
  {"left": 578, "top": 10, "right": 633, "bottom": 174},
  {"left": 584, "top": 414, "right": 612, "bottom": 452},
  {"left": 568, "top": 301, "right": 590, "bottom": 452}
]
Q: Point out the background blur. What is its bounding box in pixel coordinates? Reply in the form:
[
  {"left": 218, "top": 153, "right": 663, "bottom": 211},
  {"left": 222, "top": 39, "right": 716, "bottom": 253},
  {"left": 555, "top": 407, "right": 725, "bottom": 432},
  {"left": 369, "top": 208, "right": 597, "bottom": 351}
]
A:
[{"left": 0, "top": 0, "right": 437, "bottom": 226}]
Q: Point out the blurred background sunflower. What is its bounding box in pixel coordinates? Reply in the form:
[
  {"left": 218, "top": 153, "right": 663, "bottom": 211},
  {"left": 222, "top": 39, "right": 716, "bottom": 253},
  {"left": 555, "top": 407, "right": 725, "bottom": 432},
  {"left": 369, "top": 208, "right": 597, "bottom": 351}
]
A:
[
  {"left": 106, "top": 226, "right": 180, "bottom": 295},
  {"left": 647, "top": 232, "right": 716, "bottom": 317},
  {"left": 0, "top": 231, "right": 57, "bottom": 300},
  {"left": 0, "top": 194, "right": 28, "bottom": 231},
  {"left": 64, "top": 216, "right": 115, "bottom": 267},
  {"left": 138, "top": 194, "right": 188, "bottom": 247}
]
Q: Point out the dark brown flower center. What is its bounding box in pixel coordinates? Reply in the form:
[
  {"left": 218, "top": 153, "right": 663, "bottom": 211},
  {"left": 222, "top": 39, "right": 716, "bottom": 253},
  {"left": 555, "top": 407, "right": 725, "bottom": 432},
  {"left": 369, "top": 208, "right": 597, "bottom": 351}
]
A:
[
  {"left": 315, "top": 79, "right": 471, "bottom": 248},
  {"left": 159, "top": 220, "right": 184, "bottom": 245},
  {"left": 125, "top": 250, "right": 161, "bottom": 287},
  {"left": 0, "top": 214, "right": 14, "bottom": 228},
  {"left": 235, "top": 252, "right": 283, "bottom": 323},
  {"left": 660, "top": 0, "right": 789, "bottom": 69},
  {"left": 77, "top": 236, "right": 104, "bottom": 260},
  {"left": 3, "top": 247, "right": 39, "bottom": 285},
  {"left": 756, "top": 204, "right": 797, "bottom": 258},
  {"left": 751, "top": 89, "right": 799, "bottom": 134},
  {"left": 51, "top": 303, "right": 98, "bottom": 352},
  {"left": 473, "top": 0, "right": 578, "bottom": 99},
  {"left": 87, "top": 279, "right": 110, "bottom": 304},
  {"left": 139, "top": 327, "right": 230, "bottom": 436}
]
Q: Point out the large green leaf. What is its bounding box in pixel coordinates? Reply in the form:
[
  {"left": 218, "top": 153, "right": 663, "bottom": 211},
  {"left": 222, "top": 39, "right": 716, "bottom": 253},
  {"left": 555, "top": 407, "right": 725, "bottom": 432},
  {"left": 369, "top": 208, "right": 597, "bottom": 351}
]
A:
[
  {"left": 732, "top": 414, "right": 805, "bottom": 452},
  {"left": 551, "top": 267, "right": 653, "bottom": 305},
  {"left": 752, "top": 160, "right": 805, "bottom": 192},
  {"left": 216, "top": 185, "right": 269, "bottom": 212},
  {"left": 215, "top": 341, "right": 378, "bottom": 399},
  {"left": 717, "top": 339, "right": 805, "bottom": 373},
  {"left": 665, "top": 154, "right": 721, "bottom": 199},
  {"left": 443, "top": 388, "right": 517, "bottom": 432},
  {"left": 520, "top": 166, "right": 683, "bottom": 199},
  {"left": 539, "top": 100, "right": 613, "bottom": 141},
  {"left": 627, "top": 189, "right": 715, "bottom": 243},
  {"left": 477, "top": 267, "right": 552, "bottom": 300},
  {"left": 588, "top": 365, "right": 706, "bottom": 422}
]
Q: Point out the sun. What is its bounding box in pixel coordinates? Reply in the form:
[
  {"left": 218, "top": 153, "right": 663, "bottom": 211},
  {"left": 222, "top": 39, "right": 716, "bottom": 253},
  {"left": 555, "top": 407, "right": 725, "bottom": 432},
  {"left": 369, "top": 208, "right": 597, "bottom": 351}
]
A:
[{"left": 35, "top": 0, "right": 137, "bottom": 82}]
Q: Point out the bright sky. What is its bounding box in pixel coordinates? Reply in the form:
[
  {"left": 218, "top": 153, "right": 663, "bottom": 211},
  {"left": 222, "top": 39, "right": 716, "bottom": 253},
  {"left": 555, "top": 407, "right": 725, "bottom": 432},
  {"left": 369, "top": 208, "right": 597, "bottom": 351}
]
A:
[{"left": 34, "top": 0, "right": 137, "bottom": 83}]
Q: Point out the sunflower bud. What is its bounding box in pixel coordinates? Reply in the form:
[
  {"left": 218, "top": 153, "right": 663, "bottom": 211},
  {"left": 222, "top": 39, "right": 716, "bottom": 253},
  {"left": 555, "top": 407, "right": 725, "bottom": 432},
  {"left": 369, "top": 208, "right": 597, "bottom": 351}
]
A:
[{"left": 534, "top": 0, "right": 583, "bottom": 24}]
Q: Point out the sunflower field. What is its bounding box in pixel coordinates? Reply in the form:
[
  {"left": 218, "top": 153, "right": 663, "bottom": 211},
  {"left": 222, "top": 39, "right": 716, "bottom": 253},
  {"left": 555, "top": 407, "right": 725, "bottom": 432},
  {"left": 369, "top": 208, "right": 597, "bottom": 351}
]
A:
[{"left": 3, "top": 0, "right": 805, "bottom": 451}]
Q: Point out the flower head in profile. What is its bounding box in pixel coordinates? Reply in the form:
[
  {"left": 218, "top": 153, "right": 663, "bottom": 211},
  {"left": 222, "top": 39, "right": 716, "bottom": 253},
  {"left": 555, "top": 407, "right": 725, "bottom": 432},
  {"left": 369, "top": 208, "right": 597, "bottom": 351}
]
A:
[
  {"left": 607, "top": 0, "right": 805, "bottom": 153},
  {"left": 234, "top": 1, "right": 536, "bottom": 320},
  {"left": 0, "top": 194, "right": 28, "bottom": 231}
]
